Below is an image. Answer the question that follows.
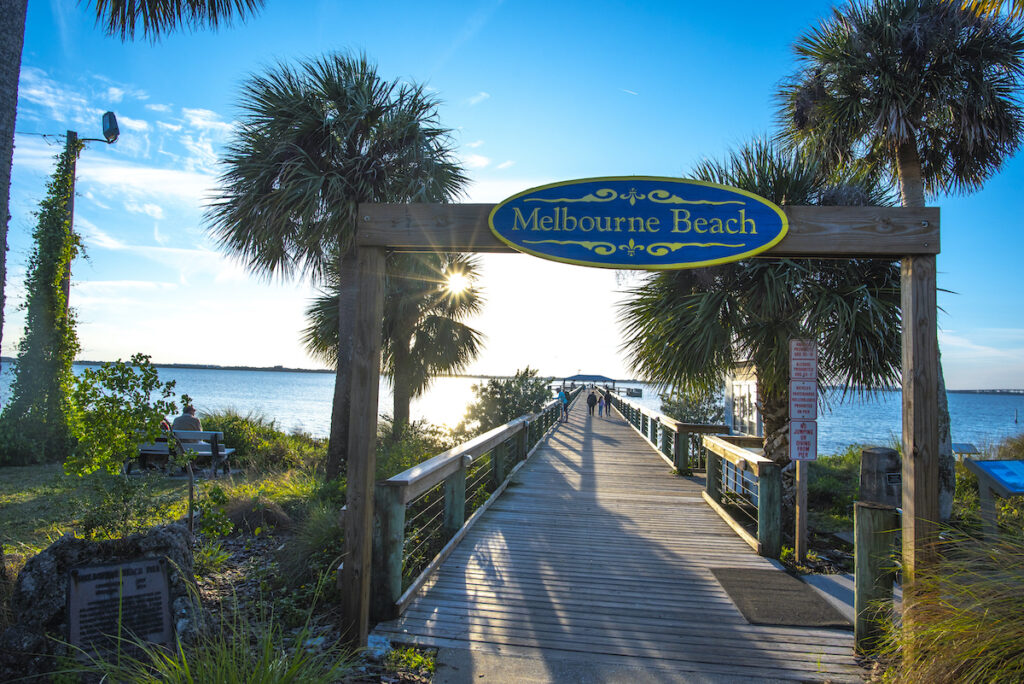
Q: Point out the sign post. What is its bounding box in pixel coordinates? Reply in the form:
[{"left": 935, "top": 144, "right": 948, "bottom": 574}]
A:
[{"left": 789, "top": 339, "right": 818, "bottom": 563}]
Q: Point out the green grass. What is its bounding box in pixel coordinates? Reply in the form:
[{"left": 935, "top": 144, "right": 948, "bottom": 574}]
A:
[{"left": 806, "top": 445, "right": 861, "bottom": 533}]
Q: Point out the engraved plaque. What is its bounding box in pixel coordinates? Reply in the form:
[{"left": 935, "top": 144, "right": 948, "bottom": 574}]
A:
[{"left": 68, "top": 558, "right": 172, "bottom": 654}]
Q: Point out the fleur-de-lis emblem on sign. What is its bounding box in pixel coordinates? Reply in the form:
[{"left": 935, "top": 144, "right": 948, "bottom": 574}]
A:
[
  {"left": 620, "top": 188, "right": 645, "bottom": 206},
  {"left": 620, "top": 238, "right": 642, "bottom": 256}
]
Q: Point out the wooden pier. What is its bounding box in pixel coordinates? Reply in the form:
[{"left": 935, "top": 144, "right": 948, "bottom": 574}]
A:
[{"left": 373, "top": 398, "right": 863, "bottom": 681}]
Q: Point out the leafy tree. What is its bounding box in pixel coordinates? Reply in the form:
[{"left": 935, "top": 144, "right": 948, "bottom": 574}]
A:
[
  {"left": 460, "top": 368, "right": 554, "bottom": 434},
  {"left": 660, "top": 387, "right": 724, "bottom": 426},
  {"left": 302, "top": 252, "right": 484, "bottom": 440},
  {"left": 778, "top": 0, "right": 1024, "bottom": 515},
  {"left": 65, "top": 353, "right": 178, "bottom": 476},
  {"left": 0, "top": 143, "right": 83, "bottom": 465},
  {"left": 207, "top": 53, "right": 466, "bottom": 479},
  {"left": 0, "top": 0, "right": 264, "bottom": 384},
  {"left": 619, "top": 140, "right": 901, "bottom": 466}
]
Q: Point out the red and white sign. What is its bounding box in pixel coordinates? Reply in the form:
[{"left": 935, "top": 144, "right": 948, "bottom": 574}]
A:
[
  {"left": 789, "top": 339, "right": 817, "bottom": 380},
  {"left": 789, "top": 380, "right": 817, "bottom": 421},
  {"left": 790, "top": 420, "right": 818, "bottom": 461}
]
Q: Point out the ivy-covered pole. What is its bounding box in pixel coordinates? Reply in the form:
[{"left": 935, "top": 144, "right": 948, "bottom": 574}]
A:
[
  {"left": 62, "top": 130, "right": 77, "bottom": 316},
  {"left": 0, "top": 140, "right": 83, "bottom": 464}
]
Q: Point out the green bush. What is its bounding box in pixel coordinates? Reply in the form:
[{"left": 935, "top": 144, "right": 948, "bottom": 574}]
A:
[
  {"left": 79, "top": 471, "right": 181, "bottom": 539},
  {"left": 376, "top": 417, "right": 457, "bottom": 480},
  {"left": 278, "top": 502, "right": 344, "bottom": 588},
  {"left": 458, "top": 367, "right": 552, "bottom": 435},
  {"left": 200, "top": 409, "right": 326, "bottom": 472},
  {"left": 806, "top": 445, "right": 861, "bottom": 532}
]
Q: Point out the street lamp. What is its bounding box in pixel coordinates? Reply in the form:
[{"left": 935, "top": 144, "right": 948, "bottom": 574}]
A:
[{"left": 63, "top": 112, "right": 119, "bottom": 311}]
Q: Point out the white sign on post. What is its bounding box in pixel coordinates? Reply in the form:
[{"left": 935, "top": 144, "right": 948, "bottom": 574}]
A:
[
  {"left": 788, "top": 379, "right": 817, "bottom": 421},
  {"left": 790, "top": 420, "right": 818, "bottom": 461},
  {"left": 789, "top": 339, "right": 818, "bottom": 380}
]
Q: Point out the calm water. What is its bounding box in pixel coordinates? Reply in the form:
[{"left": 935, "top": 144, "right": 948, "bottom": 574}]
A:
[{"left": 1, "top": 366, "right": 1022, "bottom": 455}]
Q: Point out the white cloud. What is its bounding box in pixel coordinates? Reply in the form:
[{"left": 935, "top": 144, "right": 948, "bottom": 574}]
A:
[
  {"left": 157, "top": 121, "right": 183, "bottom": 133},
  {"left": 465, "top": 139, "right": 485, "bottom": 149},
  {"left": 463, "top": 154, "right": 491, "bottom": 169},
  {"left": 181, "top": 108, "right": 234, "bottom": 138},
  {"left": 621, "top": 88, "right": 639, "bottom": 96},
  {"left": 146, "top": 103, "right": 173, "bottom": 113},
  {"left": 467, "top": 92, "right": 491, "bottom": 106},
  {"left": 154, "top": 225, "right": 169, "bottom": 246},
  {"left": 118, "top": 115, "right": 150, "bottom": 132},
  {"left": 496, "top": 160, "right": 515, "bottom": 170},
  {"left": 125, "top": 201, "right": 165, "bottom": 219},
  {"left": 18, "top": 67, "right": 99, "bottom": 126},
  {"left": 106, "top": 87, "right": 125, "bottom": 103},
  {"left": 180, "top": 134, "right": 219, "bottom": 174}
]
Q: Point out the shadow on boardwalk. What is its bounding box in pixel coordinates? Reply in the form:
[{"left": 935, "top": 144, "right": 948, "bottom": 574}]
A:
[{"left": 373, "top": 397, "right": 862, "bottom": 683}]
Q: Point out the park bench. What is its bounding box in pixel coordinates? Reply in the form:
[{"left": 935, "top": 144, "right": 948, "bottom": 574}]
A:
[{"left": 130, "top": 430, "right": 235, "bottom": 477}]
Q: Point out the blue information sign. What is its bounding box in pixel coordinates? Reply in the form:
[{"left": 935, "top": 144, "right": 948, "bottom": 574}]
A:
[{"left": 489, "top": 177, "right": 788, "bottom": 270}]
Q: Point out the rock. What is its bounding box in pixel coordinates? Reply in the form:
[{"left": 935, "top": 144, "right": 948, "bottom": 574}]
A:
[{"left": 0, "top": 524, "right": 198, "bottom": 680}]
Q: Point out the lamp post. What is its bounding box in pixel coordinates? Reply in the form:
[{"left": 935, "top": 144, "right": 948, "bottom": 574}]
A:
[{"left": 63, "top": 112, "right": 119, "bottom": 312}]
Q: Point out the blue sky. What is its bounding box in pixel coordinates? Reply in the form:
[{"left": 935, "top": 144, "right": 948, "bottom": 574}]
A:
[{"left": 8, "top": 0, "right": 1024, "bottom": 387}]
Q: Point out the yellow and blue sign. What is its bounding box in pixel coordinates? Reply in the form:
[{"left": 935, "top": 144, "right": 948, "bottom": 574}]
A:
[{"left": 488, "top": 177, "right": 788, "bottom": 270}]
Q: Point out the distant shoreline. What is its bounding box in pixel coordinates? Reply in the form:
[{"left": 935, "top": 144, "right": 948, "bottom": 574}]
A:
[{"left": 1, "top": 358, "right": 1021, "bottom": 393}]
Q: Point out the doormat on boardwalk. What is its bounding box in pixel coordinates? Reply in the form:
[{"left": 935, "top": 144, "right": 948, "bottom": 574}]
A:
[{"left": 711, "top": 567, "right": 851, "bottom": 629}]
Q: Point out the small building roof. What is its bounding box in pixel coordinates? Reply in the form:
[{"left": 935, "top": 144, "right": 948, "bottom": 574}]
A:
[{"left": 562, "top": 374, "right": 617, "bottom": 383}]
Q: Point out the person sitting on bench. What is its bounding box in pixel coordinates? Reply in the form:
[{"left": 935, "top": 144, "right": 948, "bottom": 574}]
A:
[{"left": 172, "top": 405, "right": 202, "bottom": 440}]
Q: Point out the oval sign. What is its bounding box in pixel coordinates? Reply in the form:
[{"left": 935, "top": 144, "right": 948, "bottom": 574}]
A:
[{"left": 488, "top": 177, "right": 788, "bottom": 270}]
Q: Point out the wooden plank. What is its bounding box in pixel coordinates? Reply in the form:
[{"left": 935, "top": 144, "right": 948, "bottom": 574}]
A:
[
  {"left": 701, "top": 490, "right": 760, "bottom": 553},
  {"left": 357, "top": 202, "right": 938, "bottom": 256},
  {"left": 340, "top": 246, "right": 386, "bottom": 647},
  {"left": 901, "top": 254, "right": 939, "bottom": 579}
]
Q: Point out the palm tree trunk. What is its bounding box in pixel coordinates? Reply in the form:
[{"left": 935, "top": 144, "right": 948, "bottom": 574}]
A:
[
  {"left": 0, "top": 0, "right": 29, "bottom": 388},
  {"left": 896, "top": 138, "right": 955, "bottom": 520},
  {"left": 325, "top": 249, "right": 359, "bottom": 480},
  {"left": 392, "top": 353, "right": 412, "bottom": 442},
  {"left": 758, "top": 380, "right": 789, "bottom": 466}
]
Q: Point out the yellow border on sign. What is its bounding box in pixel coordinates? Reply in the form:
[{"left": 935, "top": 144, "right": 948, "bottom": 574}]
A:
[{"left": 487, "top": 176, "right": 789, "bottom": 270}]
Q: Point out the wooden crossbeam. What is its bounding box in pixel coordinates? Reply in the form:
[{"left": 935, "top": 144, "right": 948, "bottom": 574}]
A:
[{"left": 357, "top": 203, "right": 939, "bottom": 257}]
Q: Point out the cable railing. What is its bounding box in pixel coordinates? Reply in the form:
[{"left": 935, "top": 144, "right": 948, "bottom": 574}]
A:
[
  {"left": 702, "top": 435, "right": 781, "bottom": 558},
  {"left": 606, "top": 392, "right": 727, "bottom": 474},
  {"left": 370, "top": 386, "right": 583, "bottom": 620}
]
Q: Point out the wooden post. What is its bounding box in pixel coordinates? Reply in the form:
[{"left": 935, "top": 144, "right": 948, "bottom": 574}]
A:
[
  {"left": 443, "top": 467, "right": 467, "bottom": 537},
  {"left": 854, "top": 501, "right": 899, "bottom": 654},
  {"left": 371, "top": 483, "right": 405, "bottom": 621},
  {"left": 491, "top": 439, "right": 506, "bottom": 488},
  {"left": 340, "top": 246, "right": 386, "bottom": 647},
  {"left": 901, "top": 255, "right": 939, "bottom": 580},
  {"left": 757, "top": 462, "right": 782, "bottom": 559},
  {"left": 795, "top": 460, "right": 808, "bottom": 562},
  {"left": 676, "top": 430, "right": 691, "bottom": 475}
]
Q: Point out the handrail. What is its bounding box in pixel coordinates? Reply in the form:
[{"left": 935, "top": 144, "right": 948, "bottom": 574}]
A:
[
  {"left": 607, "top": 391, "right": 727, "bottom": 474},
  {"left": 371, "top": 386, "right": 582, "bottom": 621},
  {"left": 701, "top": 434, "right": 781, "bottom": 559}
]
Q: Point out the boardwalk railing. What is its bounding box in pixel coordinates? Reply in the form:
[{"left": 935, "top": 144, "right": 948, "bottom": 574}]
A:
[
  {"left": 606, "top": 392, "right": 727, "bottom": 474},
  {"left": 371, "top": 386, "right": 582, "bottom": 620},
  {"left": 702, "top": 435, "right": 781, "bottom": 559}
]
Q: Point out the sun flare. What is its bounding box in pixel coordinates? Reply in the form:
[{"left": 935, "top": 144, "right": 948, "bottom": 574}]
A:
[{"left": 446, "top": 270, "right": 470, "bottom": 294}]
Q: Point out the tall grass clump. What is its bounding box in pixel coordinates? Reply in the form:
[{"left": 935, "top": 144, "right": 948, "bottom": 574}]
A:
[
  {"left": 376, "top": 417, "right": 456, "bottom": 480},
  {"left": 68, "top": 597, "right": 354, "bottom": 683},
  {"left": 877, "top": 532, "right": 1024, "bottom": 683}
]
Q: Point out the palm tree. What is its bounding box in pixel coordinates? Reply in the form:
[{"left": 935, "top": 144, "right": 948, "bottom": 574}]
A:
[
  {"left": 967, "top": 0, "right": 1024, "bottom": 19},
  {"left": 207, "top": 53, "right": 466, "bottom": 478},
  {"left": 620, "top": 140, "right": 902, "bottom": 467},
  {"left": 0, "top": 0, "right": 264, "bottom": 386},
  {"left": 302, "top": 252, "right": 484, "bottom": 440},
  {"left": 778, "top": 0, "right": 1024, "bottom": 517}
]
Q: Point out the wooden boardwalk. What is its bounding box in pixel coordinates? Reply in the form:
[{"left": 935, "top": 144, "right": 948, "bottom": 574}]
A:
[{"left": 373, "top": 399, "right": 863, "bottom": 682}]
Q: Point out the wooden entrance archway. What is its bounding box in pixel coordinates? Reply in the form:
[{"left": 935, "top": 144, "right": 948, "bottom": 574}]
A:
[{"left": 340, "top": 202, "right": 940, "bottom": 645}]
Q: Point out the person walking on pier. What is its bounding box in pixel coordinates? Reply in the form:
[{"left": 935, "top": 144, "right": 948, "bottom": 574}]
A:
[
  {"left": 558, "top": 388, "right": 569, "bottom": 422},
  {"left": 587, "top": 391, "right": 598, "bottom": 416},
  {"left": 598, "top": 394, "right": 605, "bottom": 417}
]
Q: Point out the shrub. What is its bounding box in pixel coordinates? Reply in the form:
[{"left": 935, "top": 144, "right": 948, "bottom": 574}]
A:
[
  {"left": 376, "top": 417, "right": 457, "bottom": 480},
  {"left": 660, "top": 386, "right": 724, "bottom": 425},
  {"left": 806, "top": 445, "right": 861, "bottom": 532},
  {"left": 65, "top": 354, "right": 178, "bottom": 476},
  {"left": 459, "top": 367, "right": 552, "bottom": 435},
  {"left": 79, "top": 471, "right": 181, "bottom": 539},
  {"left": 201, "top": 409, "right": 326, "bottom": 472}
]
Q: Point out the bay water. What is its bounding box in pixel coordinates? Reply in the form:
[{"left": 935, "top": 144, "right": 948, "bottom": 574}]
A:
[{"left": 2, "top": 365, "right": 1022, "bottom": 456}]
